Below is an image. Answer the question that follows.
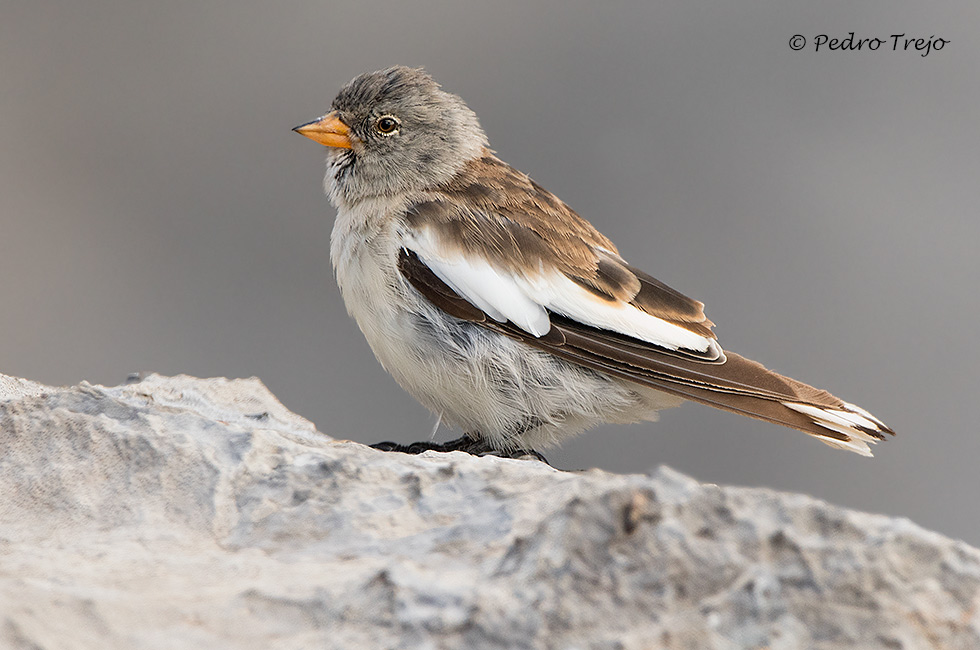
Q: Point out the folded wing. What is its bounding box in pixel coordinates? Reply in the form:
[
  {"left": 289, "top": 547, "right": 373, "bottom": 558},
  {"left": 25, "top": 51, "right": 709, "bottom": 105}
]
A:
[{"left": 398, "top": 247, "right": 894, "bottom": 455}]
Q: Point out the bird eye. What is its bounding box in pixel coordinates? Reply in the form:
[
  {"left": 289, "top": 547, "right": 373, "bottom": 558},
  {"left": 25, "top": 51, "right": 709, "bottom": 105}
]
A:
[{"left": 375, "top": 115, "right": 400, "bottom": 135}]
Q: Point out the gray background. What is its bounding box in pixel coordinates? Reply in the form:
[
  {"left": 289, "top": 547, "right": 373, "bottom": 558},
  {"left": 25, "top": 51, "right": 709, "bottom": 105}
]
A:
[{"left": 3, "top": 2, "right": 977, "bottom": 544}]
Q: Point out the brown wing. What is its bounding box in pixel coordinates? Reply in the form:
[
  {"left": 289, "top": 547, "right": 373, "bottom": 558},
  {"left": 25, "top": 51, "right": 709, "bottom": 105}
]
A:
[
  {"left": 407, "top": 151, "right": 715, "bottom": 341},
  {"left": 398, "top": 248, "right": 894, "bottom": 447}
]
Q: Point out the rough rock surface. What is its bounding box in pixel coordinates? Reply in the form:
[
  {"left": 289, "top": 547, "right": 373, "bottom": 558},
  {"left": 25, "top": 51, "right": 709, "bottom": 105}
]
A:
[{"left": 0, "top": 373, "right": 977, "bottom": 650}]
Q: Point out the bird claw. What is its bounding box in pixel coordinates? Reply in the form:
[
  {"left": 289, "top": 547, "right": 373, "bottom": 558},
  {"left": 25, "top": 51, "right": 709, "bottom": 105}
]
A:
[{"left": 369, "top": 436, "right": 550, "bottom": 464}]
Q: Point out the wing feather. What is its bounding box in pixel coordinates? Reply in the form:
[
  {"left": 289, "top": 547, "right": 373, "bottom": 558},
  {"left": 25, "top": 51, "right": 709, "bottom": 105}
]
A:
[
  {"left": 398, "top": 249, "right": 894, "bottom": 454},
  {"left": 406, "top": 151, "right": 716, "bottom": 342}
]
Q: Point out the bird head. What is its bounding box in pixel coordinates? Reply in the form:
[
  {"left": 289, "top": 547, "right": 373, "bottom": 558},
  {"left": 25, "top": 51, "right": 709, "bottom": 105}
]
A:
[{"left": 294, "top": 66, "right": 488, "bottom": 206}]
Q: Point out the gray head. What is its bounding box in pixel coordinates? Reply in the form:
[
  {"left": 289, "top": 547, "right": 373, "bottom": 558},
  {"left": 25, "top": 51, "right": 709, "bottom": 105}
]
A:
[{"left": 295, "top": 66, "right": 488, "bottom": 206}]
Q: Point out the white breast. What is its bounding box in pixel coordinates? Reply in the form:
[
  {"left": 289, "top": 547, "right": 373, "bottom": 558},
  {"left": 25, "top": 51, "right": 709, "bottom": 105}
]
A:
[{"left": 330, "top": 201, "right": 420, "bottom": 377}]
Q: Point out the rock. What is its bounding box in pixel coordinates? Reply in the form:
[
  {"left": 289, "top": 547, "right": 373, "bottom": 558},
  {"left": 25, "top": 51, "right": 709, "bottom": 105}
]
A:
[{"left": 0, "top": 373, "right": 977, "bottom": 650}]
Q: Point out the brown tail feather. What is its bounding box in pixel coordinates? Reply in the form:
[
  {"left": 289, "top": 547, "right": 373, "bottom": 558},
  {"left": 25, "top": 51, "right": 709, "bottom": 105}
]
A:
[
  {"left": 521, "top": 324, "right": 856, "bottom": 442},
  {"left": 490, "top": 317, "right": 893, "bottom": 453}
]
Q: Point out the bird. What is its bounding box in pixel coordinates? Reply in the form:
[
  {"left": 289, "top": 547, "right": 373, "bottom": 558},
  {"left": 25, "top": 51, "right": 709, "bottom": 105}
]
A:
[{"left": 293, "top": 65, "right": 894, "bottom": 461}]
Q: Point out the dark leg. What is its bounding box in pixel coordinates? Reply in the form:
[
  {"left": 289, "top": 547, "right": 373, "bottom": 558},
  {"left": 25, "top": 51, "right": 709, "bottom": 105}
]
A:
[
  {"left": 370, "top": 434, "right": 550, "bottom": 464},
  {"left": 370, "top": 435, "right": 479, "bottom": 455}
]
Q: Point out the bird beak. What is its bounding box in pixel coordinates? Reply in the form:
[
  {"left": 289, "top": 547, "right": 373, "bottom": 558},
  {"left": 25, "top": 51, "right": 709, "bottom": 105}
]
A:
[{"left": 293, "top": 111, "right": 352, "bottom": 149}]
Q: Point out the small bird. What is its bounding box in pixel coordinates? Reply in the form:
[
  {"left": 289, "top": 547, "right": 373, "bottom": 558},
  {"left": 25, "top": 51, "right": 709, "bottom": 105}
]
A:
[{"left": 294, "top": 66, "right": 894, "bottom": 460}]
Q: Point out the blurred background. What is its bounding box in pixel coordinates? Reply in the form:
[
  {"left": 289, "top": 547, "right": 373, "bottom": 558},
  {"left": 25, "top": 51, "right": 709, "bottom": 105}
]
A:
[{"left": 3, "top": 1, "right": 977, "bottom": 544}]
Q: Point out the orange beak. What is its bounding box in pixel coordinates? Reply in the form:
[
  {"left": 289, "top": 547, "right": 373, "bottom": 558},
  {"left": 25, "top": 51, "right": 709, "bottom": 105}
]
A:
[{"left": 293, "top": 111, "right": 352, "bottom": 149}]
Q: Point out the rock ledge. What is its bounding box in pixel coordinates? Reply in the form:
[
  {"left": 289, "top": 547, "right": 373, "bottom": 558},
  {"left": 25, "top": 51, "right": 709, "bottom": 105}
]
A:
[{"left": 1, "top": 373, "right": 977, "bottom": 649}]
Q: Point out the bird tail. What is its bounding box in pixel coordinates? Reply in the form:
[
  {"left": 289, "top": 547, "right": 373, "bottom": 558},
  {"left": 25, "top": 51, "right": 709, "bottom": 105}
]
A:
[
  {"left": 534, "top": 318, "right": 897, "bottom": 456},
  {"left": 594, "top": 349, "right": 896, "bottom": 456}
]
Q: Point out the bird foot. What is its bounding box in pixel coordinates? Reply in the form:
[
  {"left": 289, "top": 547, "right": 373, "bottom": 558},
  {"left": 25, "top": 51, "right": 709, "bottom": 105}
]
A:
[{"left": 369, "top": 435, "right": 550, "bottom": 464}]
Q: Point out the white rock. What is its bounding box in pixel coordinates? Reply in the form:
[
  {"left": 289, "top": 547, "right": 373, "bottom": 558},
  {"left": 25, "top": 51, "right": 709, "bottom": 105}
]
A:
[{"left": 0, "top": 372, "right": 977, "bottom": 649}]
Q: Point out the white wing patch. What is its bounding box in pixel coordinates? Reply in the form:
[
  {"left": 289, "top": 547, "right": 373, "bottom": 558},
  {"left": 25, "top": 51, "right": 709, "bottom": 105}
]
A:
[
  {"left": 516, "top": 272, "right": 712, "bottom": 353},
  {"left": 405, "top": 227, "right": 713, "bottom": 353},
  {"left": 420, "top": 254, "right": 552, "bottom": 337}
]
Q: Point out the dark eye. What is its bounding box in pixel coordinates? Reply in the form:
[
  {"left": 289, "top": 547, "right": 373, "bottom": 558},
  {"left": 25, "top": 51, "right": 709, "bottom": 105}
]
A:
[{"left": 375, "top": 115, "right": 400, "bottom": 135}]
